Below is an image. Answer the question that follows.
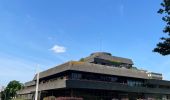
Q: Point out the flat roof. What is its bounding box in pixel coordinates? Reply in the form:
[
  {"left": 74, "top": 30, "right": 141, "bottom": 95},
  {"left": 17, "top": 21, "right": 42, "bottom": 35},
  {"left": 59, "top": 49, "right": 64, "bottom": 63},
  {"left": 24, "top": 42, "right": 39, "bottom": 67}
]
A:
[{"left": 34, "top": 61, "right": 148, "bottom": 80}]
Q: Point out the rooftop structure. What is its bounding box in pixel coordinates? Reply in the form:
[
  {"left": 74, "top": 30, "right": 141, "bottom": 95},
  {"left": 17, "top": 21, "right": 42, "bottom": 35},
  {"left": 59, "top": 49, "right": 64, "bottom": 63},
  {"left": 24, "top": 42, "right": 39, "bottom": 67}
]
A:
[
  {"left": 82, "top": 52, "right": 133, "bottom": 68},
  {"left": 17, "top": 52, "right": 170, "bottom": 100}
]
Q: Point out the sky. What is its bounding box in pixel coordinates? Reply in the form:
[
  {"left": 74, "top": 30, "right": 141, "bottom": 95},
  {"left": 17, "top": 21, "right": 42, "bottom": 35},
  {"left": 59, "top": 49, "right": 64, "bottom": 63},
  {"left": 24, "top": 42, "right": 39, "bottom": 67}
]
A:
[{"left": 0, "top": 0, "right": 170, "bottom": 86}]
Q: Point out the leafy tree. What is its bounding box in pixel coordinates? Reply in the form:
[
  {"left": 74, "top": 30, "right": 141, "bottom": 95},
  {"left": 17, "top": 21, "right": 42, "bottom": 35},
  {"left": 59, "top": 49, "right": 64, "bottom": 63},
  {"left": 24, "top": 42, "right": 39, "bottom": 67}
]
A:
[
  {"left": 4, "top": 80, "right": 23, "bottom": 100},
  {"left": 79, "top": 58, "right": 85, "bottom": 62},
  {"left": 153, "top": 0, "right": 170, "bottom": 55},
  {"left": 0, "top": 91, "right": 5, "bottom": 100}
]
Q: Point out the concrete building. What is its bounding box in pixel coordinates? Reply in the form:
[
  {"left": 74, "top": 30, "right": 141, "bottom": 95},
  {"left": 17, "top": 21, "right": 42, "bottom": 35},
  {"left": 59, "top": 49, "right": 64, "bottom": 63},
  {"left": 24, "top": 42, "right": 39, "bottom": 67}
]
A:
[{"left": 17, "top": 52, "right": 170, "bottom": 100}]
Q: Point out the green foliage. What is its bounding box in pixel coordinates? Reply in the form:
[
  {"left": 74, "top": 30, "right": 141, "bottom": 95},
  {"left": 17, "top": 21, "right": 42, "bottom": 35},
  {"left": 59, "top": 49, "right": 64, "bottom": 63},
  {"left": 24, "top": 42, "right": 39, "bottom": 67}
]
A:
[
  {"left": 153, "top": 0, "right": 170, "bottom": 55},
  {"left": 2, "top": 80, "right": 23, "bottom": 100},
  {"left": 79, "top": 58, "right": 85, "bottom": 62},
  {"left": 0, "top": 91, "right": 5, "bottom": 100}
]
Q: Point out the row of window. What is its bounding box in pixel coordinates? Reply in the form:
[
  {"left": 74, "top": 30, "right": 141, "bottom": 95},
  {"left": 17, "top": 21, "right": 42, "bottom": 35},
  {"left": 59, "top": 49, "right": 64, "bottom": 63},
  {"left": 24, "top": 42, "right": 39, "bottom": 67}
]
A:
[
  {"left": 71, "top": 73, "right": 118, "bottom": 82},
  {"left": 71, "top": 73, "right": 146, "bottom": 87},
  {"left": 39, "top": 72, "right": 170, "bottom": 89},
  {"left": 127, "top": 80, "right": 143, "bottom": 87}
]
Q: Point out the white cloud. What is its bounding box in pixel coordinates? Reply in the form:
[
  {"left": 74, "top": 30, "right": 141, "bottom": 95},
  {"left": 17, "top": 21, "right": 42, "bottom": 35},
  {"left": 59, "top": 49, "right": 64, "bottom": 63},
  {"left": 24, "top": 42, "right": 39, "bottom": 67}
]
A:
[{"left": 50, "top": 45, "right": 66, "bottom": 53}]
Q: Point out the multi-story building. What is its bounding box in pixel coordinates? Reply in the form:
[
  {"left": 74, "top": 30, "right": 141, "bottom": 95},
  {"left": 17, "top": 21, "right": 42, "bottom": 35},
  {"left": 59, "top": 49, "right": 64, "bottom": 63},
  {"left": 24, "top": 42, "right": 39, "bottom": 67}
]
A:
[{"left": 17, "top": 52, "right": 170, "bottom": 100}]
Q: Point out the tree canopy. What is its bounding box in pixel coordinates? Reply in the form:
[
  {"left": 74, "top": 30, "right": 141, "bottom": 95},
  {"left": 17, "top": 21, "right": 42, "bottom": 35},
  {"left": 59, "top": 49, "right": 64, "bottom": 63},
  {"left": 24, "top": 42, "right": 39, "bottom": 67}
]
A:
[
  {"left": 1, "top": 80, "right": 23, "bottom": 100},
  {"left": 79, "top": 58, "right": 85, "bottom": 62},
  {"left": 153, "top": 0, "right": 170, "bottom": 55}
]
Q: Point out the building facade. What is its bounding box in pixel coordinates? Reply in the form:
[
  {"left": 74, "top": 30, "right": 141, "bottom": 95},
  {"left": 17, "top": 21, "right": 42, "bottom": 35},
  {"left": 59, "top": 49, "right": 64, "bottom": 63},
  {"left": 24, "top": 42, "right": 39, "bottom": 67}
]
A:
[{"left": 17, "top": 52, "right": 170, "bottom": 100}]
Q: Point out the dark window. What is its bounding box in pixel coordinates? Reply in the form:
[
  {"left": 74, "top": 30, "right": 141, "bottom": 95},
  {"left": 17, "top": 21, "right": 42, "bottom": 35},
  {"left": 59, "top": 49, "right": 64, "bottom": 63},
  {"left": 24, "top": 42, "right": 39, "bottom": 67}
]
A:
[
  {"left": 127, "top": 80, "right": 143, "bottom": 87},
  {"left": 71, "top": 73, "right": 82, "bottom": 79}
]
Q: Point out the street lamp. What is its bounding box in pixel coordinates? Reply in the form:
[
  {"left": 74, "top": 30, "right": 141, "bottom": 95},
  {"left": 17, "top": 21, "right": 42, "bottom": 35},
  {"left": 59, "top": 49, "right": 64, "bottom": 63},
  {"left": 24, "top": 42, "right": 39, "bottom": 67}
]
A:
[{"left": 35, "top": 65, "right": 40, "bottom": 100}]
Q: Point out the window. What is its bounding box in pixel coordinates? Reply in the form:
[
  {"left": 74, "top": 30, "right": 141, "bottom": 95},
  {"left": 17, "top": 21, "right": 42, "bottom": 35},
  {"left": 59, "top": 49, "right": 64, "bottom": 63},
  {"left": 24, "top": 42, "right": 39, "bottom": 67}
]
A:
[
  {"left": 127, "top": 80, "right": 143, "bottom": 87},
  {"left": 71, "top": 73, "right": 82, "bottom": 79}
]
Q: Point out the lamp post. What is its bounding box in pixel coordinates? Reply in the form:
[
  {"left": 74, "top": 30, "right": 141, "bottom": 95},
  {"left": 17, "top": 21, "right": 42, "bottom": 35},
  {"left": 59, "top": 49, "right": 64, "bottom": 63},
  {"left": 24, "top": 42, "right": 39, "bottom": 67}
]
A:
[{"left": 35, "top": 65, "right": 40, "bottom": 100}]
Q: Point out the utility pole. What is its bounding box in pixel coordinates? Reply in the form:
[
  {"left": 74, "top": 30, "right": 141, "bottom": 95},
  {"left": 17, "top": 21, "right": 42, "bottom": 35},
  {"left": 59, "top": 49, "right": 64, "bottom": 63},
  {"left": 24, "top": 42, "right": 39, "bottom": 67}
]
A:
[{"left": 35, "top": 65, "right": 39, "bottom": 100}]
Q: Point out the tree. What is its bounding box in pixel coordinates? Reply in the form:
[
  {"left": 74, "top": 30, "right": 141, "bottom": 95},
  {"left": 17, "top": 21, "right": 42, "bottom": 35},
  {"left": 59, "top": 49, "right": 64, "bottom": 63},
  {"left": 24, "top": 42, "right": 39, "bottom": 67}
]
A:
[
  {"left": 4, "top": 80, "right": 23, "bottom": 100},
  {"left": 0, "top": 91, "right": 5, "bottom": 100},
  {"left": 153, "top": 0, "right": 170, "bottom": 55},
  {"left": 79, "top": 58, "right": 85, "bottom": 62}
]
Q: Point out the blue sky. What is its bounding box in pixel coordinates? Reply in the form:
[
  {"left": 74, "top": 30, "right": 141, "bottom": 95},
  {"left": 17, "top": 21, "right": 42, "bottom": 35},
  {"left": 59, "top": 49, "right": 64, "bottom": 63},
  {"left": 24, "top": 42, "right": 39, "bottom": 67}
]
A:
[{"left": 0, "top": 0, "right": 170, "bottom": 86}]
